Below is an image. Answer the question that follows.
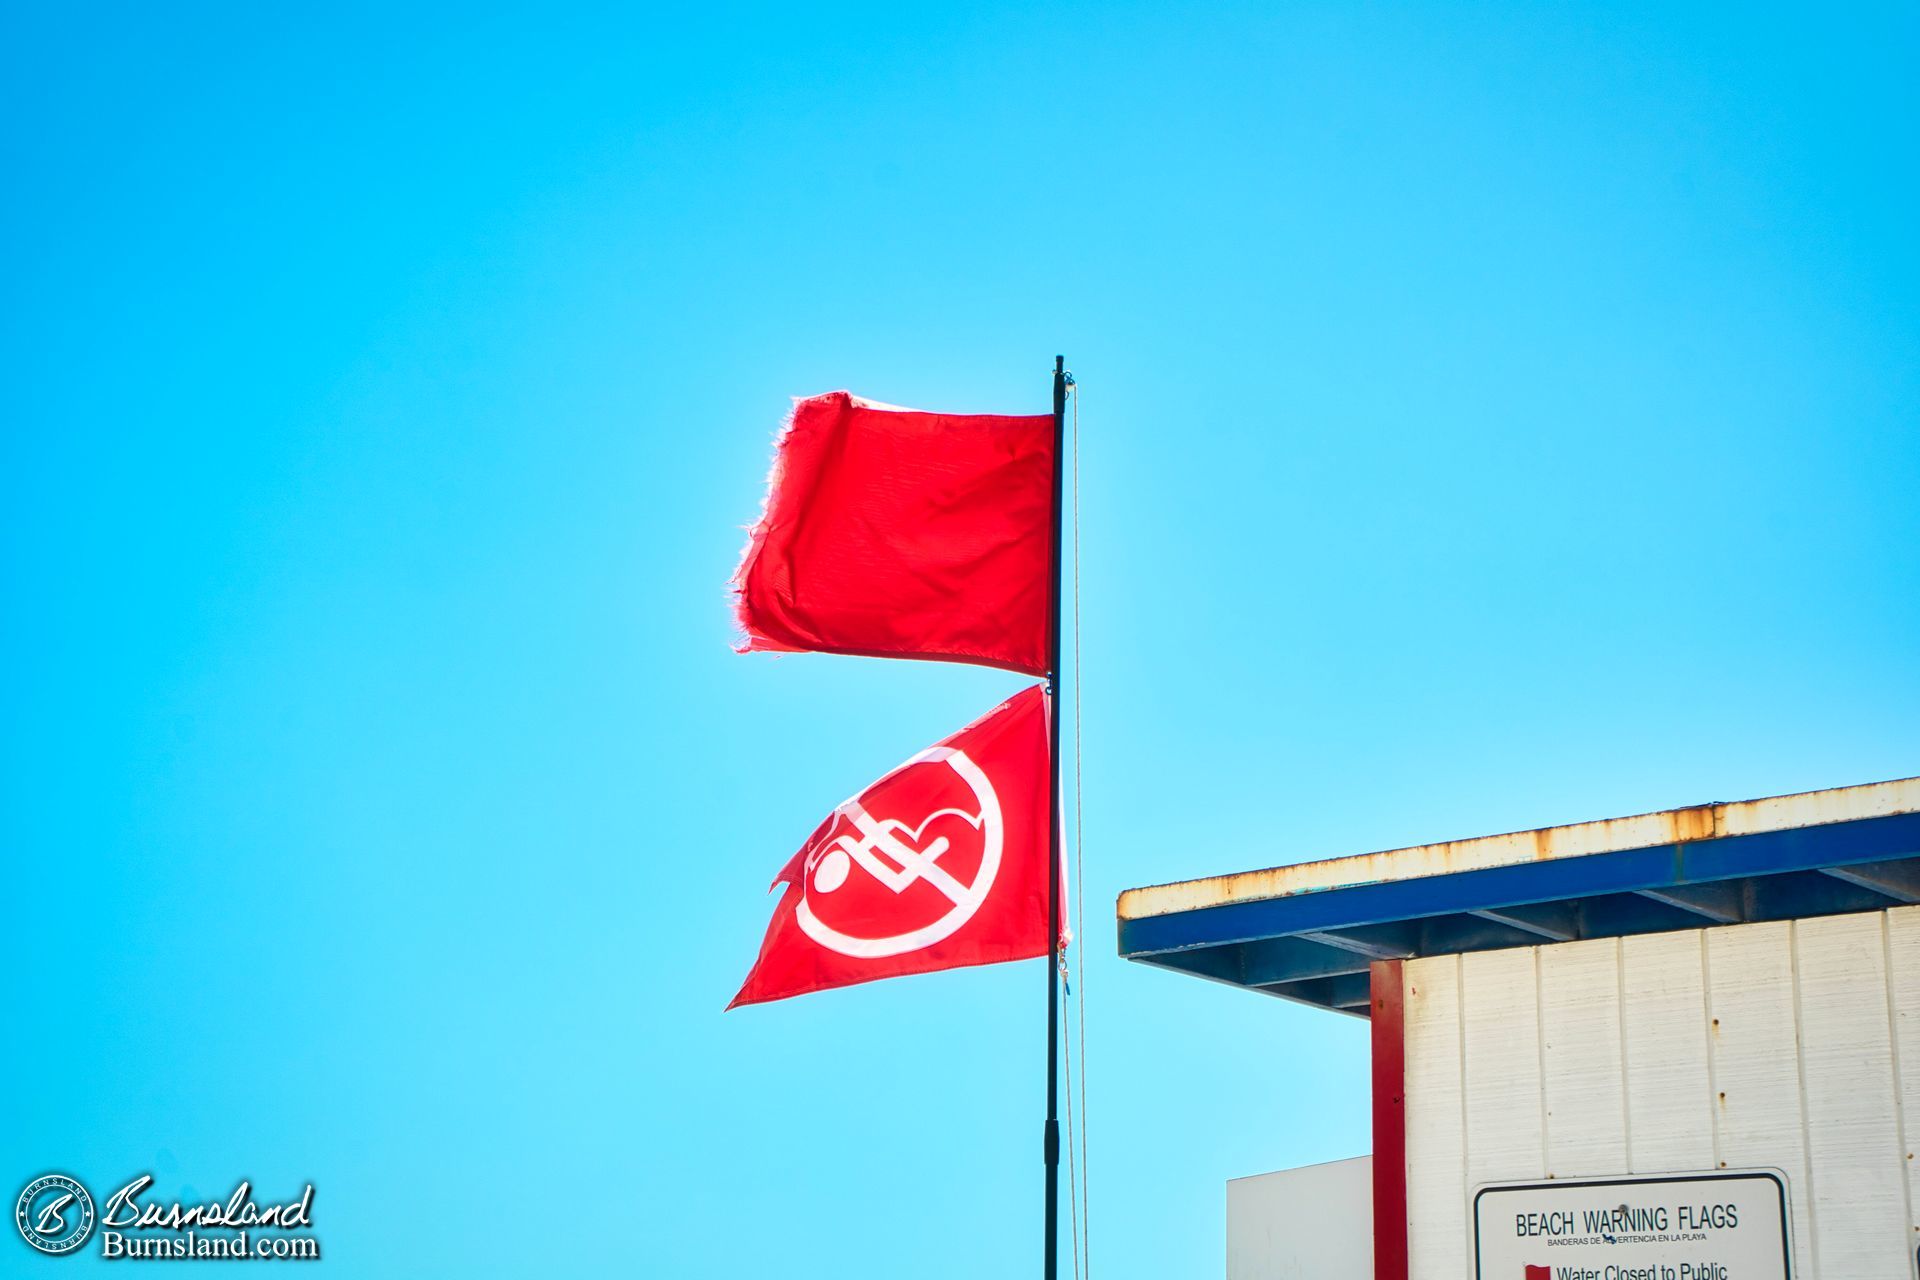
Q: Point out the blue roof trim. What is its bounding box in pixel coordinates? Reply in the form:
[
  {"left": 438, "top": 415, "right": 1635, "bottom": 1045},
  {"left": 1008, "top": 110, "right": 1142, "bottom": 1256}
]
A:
[{"left": 1118, "top": 811, "right": 1920, "bottom": 1017}]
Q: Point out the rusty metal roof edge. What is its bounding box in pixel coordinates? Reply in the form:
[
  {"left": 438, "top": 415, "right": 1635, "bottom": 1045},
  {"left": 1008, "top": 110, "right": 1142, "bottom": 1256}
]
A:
[{"left": 1118, "top": 774, "right": 1920, "bottom": 922}]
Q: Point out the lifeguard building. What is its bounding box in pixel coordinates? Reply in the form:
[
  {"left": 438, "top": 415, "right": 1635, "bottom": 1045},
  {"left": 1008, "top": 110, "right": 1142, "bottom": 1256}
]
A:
[{"left": 1118, "top": 776, "right": 1920, "bottom": 1279}]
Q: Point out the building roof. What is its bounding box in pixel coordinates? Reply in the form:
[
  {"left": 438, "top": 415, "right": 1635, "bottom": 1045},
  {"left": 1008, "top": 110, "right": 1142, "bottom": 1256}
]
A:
[{"left": 1117, "top": 776, "right": 1920, "bottom": 1017}]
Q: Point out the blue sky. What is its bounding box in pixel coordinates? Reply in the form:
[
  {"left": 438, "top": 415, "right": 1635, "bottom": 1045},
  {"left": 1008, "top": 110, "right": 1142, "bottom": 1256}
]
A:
[{"left": 4, "top": 2, "right": 1915, "bottom": 1275}]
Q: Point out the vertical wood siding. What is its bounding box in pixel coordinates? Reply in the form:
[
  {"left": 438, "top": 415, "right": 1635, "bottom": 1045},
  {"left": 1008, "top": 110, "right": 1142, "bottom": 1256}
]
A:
[
  {"left": 1401, "top": 906, "right": 1920, "bottom": 1278},
  {"left": 1706, "top": 920, "right": 1816, "bottom": 1275},
  {"left": 1404, "top": 954, "right": 1466, "bottom": 1280}
]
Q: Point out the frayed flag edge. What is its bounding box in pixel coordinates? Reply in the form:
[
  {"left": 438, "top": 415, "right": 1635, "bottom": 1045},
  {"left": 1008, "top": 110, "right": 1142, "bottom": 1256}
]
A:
[{"left": 727, "top": 392, "right": 848, "bottom": 654}]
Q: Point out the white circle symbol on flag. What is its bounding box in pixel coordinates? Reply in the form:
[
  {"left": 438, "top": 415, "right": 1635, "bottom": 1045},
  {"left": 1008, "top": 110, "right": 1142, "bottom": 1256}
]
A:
[{"left": 794, "top": 746, "right": 1004, "bottom": 959}]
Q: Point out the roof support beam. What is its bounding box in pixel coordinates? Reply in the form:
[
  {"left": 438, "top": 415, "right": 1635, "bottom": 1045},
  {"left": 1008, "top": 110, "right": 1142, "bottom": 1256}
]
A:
[
  {"left": 1635, "top": 882, "right": 1745, "bottom": 924},
  {"left": 1240, "top": 936, "right": 1374, "bottom": 987},
  {"left": 1470, "top": 902, "right": 1580, "bottom": 942},
  {"left": 1260, "top": 972, "right": 1372, "bottom": 1017},
  {"left": 1747, "top": 870, "right": 1897, "bottom": 922},
  {"left": 1297, "top": 923, "right": 1419, "bottom": 960},
  {"left": 1818, "top": 858, "right": 1920, "bottom": 904},
  {"left": 1579, "top": 892, "right": 1715, "bottom": 938},
  {"left": 1418, "top": 914, "right": 1546, "bottom": 954}
]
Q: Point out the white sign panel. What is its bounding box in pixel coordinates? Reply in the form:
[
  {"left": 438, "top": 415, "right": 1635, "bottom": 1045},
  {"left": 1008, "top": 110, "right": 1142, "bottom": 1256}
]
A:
[{"left": 1473, "top": 1170, "right": 1791, "bottom": 1280}]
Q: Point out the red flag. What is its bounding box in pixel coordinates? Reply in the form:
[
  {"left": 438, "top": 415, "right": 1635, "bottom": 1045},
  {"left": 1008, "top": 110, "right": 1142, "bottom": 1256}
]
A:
[
  {"left": 732, "top": 391, "right": 1055, "bottom": 676},
  {"left": 729, "top": 685, "right": 1054, "bottom": 1008}
]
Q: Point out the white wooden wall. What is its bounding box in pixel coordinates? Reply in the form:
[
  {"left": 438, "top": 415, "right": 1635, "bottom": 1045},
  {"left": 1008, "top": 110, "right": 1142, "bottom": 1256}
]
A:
[
  {"left": 1402, "top": 906, "right": 1920, "bottom": 1278},
  {"left": 1226, "top": 1156, "right": 1373, "bottom": 1280}
]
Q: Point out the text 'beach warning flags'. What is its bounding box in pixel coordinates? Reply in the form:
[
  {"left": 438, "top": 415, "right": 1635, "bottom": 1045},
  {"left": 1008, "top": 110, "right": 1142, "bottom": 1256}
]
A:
[
  {"left": 728, "top": 685, "right": 1055, "bottom": 1008},
  {"left": 731, "top": 390, "right": 1056, "bottom": 676}
]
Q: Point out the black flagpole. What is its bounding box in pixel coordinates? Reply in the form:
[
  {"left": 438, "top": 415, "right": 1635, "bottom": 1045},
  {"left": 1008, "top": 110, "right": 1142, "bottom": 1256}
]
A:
[{"left": 1044, "top": 354, "right": 1067, "bottom": 1280}]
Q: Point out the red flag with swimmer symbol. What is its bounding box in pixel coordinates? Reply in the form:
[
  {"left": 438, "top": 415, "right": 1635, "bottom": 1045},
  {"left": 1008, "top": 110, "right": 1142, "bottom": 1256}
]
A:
[
  {"left": 729, "top": 685, "right": 1056, "bottom": 1008},
  {"left": 731, "top": 391, "right": 1055, "bottom": 676}
]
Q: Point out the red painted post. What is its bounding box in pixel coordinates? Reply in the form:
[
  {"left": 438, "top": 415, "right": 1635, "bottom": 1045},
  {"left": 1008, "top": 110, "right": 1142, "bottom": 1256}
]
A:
[{"left": 1371, "top": 959, "right": 1409, "bottom": 1280}]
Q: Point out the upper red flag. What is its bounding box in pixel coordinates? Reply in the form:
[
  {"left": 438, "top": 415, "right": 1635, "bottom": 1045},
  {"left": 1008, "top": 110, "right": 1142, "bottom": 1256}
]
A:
[
  {"left": 729, "top": 685, "right": 1055, "bottom": 1009},
  {"left": 732, "top": 391, "right": 1055, "bottom": 676}
]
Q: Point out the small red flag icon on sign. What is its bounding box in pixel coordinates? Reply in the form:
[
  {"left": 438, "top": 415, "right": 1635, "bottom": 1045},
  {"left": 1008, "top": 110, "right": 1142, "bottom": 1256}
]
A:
[
  {"left": 731, "top": 391, "right": 1056, "bottom": 676},
  {"left": 1525, "top": 1266, "right": 1551, "bottom": 1280},
  {"left": 728, "top": 685, "right": 1056, "bottom": 1009}
]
